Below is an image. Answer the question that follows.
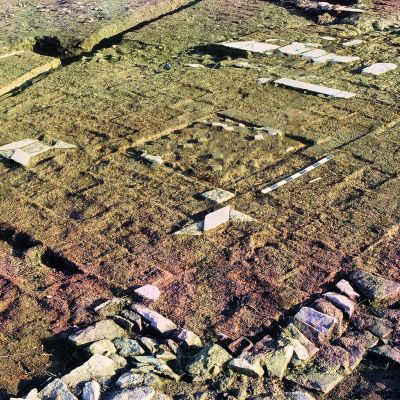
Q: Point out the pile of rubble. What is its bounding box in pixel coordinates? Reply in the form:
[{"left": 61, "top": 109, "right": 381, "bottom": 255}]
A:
[{"left": 12, "top": 270, "right": 400, "bottom": 400}]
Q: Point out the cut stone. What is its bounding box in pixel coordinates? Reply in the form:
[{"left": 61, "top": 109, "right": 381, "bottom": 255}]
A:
[
  {"left": 87, "top": 339, "right": 117, "bottom": 357},
  {"left": 364, "top": 316, "right": 393, "bottom": 338},
  {"left": 261, "top": 345, "right": 293, "bottom": 379},
  {"left": 315, "top": 345, "right": 350, "bottom": 373},
  {"left": 331, "top": 55, "right": 360, "bottom": 64},
  {"left": 201, "top": 188, "right": 235, "bottom": 204},
  {"left": 349, "top": 268, "right": 400, "bottom": 305},
  {"left": 203, "top": 206, "right": 231, "bottom": 231},
  {"left": 21, "top": 142, "right": 52, "bottom": 156},
  {"left": 62, "top": 354, "right": 116, "bottom": 390},
  {"left": 362, "top": 63, "right": 397, "bottom": 76},
  {"left": 335, "top": 279, "right": 360, "bottom": 301},
  {"left": 370, "top": 345, "right": 400, "bottom": 365},
  {"left": 323, "top": 292, "right": 356, "bottom": 317},
  {"left": 10, "top": 149, "right": 32, "bottom": 166},
  {"left": 278, "top": 42, "right": 315, "bottom": 56},
  {"left": 113, "top": 338, "right": 145, "bottom": 357},
  {"left": 228, "top": 336, "right": 254, "bottom": 356},
  {"left": 82, "top": 381, "right": 101, "bottom": 400},
  {"left": 311, "top": 298, "right": 344, "bottom": 337},
  {"left": 293, "top": 307, "right": 337, "bottom": 344},
  {"left": 339, "top": 330, "right": 379, "bottom": 351},
  {"left": 229, "top": 354, "right": 264, "bottom": 378},
  {"left": 220, "top": 41, "right": 280, "bottom": 54},
  {"left": 274, "top": 78, "right": 356, "bottom": 99},
  {"left": 131, "top": 356, "right": 180, "bottom": 381},
  {"left": 40, "top": 379, "right": 77, "bottom": 400},
  {"left": 120, "top": 309, "right": 142, "bottom": 331},
  {"left": 131, "top": 304, "right": 177, "bottom": 335},
  {"left": 102, "top": 387, "right": 155, "bottom": 400},
  {"left": 173, "top": 328, "right": 202, "bottom": 348},
  {"left": 301, "top": 49, "right": 327, "bottom": 59},
  {"left": 312, "top": 53, "right": 337, "bottom": 64},
  {"left": 0, "top": 139, "right": 38, "bottom": 150},
  {"left": 69, "top": 319, "right": 127, "bottom": 346},
  {"left": 134, "top": 285, "right": 161, "bottom": 301}
]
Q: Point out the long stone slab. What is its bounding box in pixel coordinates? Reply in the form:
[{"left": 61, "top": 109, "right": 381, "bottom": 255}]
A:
[
  {"left": 274, "top": 78, "right": 356, "bottom": 99},
  {"left": 362, "top": 63, "right": 397, "bottom": 76},
  {"left": 219, "top": 41, "right": 280, "bottom": 54}
]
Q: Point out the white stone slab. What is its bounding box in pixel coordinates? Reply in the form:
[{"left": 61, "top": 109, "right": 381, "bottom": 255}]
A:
[
  {"left": 174, "top": 221, "right": 203, "bottom": 236},
  {"left": 201, "top": 188, "right": 235, "bottom": 204},
  {"left": 10, "top": 148, "right": 32, "bottom": 166},
  {"left": 229, "top": 209, "right": 254, "bottom": 222},
  {"left": 0, "top": 139, "right": 38, "bottom": 150},
  {"left": 335, "top": 5, "right": 364, "bottom": 13},
  {"left": 331, "top": 55, "right": 360, "bottom": 64},
  {"left": 221, "top": 41, "right": 280, "bottom": 54},
  {"left": 274, "top": 78, "right": 356, "bottom": 99},
  {"left": 53, "top": 140, "right": 77, "bottom": 149},
  {"left": 141, "top": 153, "right": 163, "bottom": 165},
  {"left": 312, "top": 54, "right": 337, "bottom": 64},
  {"left": 320, "top": 36, "right": 336, "bottom": 41},
  {"left": 203, "top": 206, "right": 231, "bottom": 231},
  {"left": 343, "top": 39, "right": 363, "bottom": 47},
  {"left": 278, "top": 42, "right": 315, "bottom": 56},
  {"left": 21, "top": 142, "right": 52, "bottom": 156},
  {"left": 134, "top": 285, "right": 161, "bottom": 301},
  {"left": 301, "top": 49, "right": 328, "bottom": 60},
  {"left": 362, "top": 63, "right": 397, "bottom": 76}
]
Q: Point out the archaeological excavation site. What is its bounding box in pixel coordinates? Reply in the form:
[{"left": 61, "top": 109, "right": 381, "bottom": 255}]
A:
[{"left": 1, "top": 0, "right": 400, "bottom": 399}]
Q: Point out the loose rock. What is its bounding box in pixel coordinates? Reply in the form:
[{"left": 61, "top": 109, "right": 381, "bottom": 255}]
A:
[{"left": 82, "top": 381, "right": 101, "bottom": 400}]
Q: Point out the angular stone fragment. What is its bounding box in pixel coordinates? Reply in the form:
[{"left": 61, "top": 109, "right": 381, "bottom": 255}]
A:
[
  {"left": 335, "top": 279, "right": 360, "bottom": 301},
  {"left": 370, "top": 345, "right": 400, "bottom": 364},
  {"left": 229, "top": 354, "right": 264, "bottom": 378},
  {"left": 312, "top": 298, "right": 344, "bottom": 337},
  {"left": 115, "top": 372, "right": 161, "bottom": 389},
  {"left": 173, "top": 328, "right": 202, "bottom": 348},
  {"left": 82, "top": 381, "right": 101, "bottom": 400},
  {"left": 323, "top": 292, "right": 356, "bottom": 317},
  {"left": 94, "top": 298, "right": 129, "bottom": 318},
  {"left": 261, "top": 345, "right": 293, "bottom": 379},
  {"left": 362, "top": 63, "right": 397, "bottom": 76},
  {"left": 113, "top": 338, "right": 145, "bottom": 357},
  {"left": 286, "top": 371, "right": 344, "bottom": 394},
  {"left": 315, "top": 345, "right": 350, "bottom": 372},
  {"left": 10, "top": 389, "right": 40, "bottom": 400},
  {"left": 138, "top": 337, "right": 159, "bottom": 354},
  {"left": 113, "top": 316, "right": 136, "bottom": 333},
  {"left": 40, "top": 379, "right": 77, "bottom": 400},
  {"left": 141, "top": 153, "right": 163, "bottom": 166},
  {"left": 220, "top": 41, "right": 280, "bottom": 54},
  {"left": 53, "top": 140, "right": 77, "bottom": 149},
  {"left": 131, "top": 356, "right": 180, "bottom": 381},
  {"left": 349, "top": 269, "right": 400, "bottom": 305},
  {"left": 21, "top": 142, "right": 52, "bottom": 156},
  {"left": 131, "top": 304, "right": 177, "bottom": 335},
  {"left": 173, "top": 221, "right": 203, "bottom": 236},
  {"left": 186, "top": 344, "right": 232, "bottom": 382},
  {"left": 87, "top": 339, "right": 117, "bottom": 356},
  {"left": 293, "top": 307, "right": 337, "bottom": 344},
  {"left": 278, "top": 42, "right": 315, "bottom": 56},
  {"left": 203, "top": 206, "right": 231, "bottom": 231},
  {"left": 120, "top": 309, "right": 142, "bottom": 331},
  {"left": 286, "top": 392, "right": 315, "bottom": 400},
  {"left": 201, "top": 188, "right": 235, "bottom": 204},
  {"left": 134, "top": 285, "right": 161, "bottom": 302},
  {"left": 103, "top": 387, "right": 155, "bottom": 400},
  {"left": 301, "top": 49, "right": 327, "bottom": 59},
  {"left": 339, "top": 330, "right": 379, "bottom": 351},
  {"left": 342, "top": 39, "right": 363, "bottom": 47},
  {"left": 69, "top": 320, "right": 127, "bottom": 346},
  {"left": 229, "top": 209, "right": 255, "bottom": 222},
  {"left": 10, "top": 149, "right": 32, "bottom": 166},
  {"left": 109, "top": 353, "right": 128, "bottom": 370},
  {"left": 331, "top": 55, "right": 360, "bottom": 64},
  {"left": 62, "top": 354, "right": 116, "bottom": 390},
  {"left": 0, "top": 139, "right": 38, "bottom": 151},
  {"left": 363, "top": 316, "right": 393, "bottom": 339}
]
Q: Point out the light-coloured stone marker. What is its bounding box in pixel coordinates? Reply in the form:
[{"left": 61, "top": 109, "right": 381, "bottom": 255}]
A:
[
  {"left": 278, "top": 42, "right": 316, "bottom": 56},
  {"left": 141, "top": 153, "right": 163, "bottom": 166},
  {"left": 173, "top": 221, "right": 203, "bottom": 236},
  {"left": 362, "top": 63, "right": 397, "bottom": 76},
  {"left": 220, "top": 41, "right": 280, "bottom": 54},
  {"left": 203, "top": 206, "right": 231, "bottom": 231},
  {"left": 274, "top": 78, "right": 356, "bottom": 99},
  {"left": 331, "top": 55, "right": 360, "bottom": 64},
  {"left": 201, "top": 188, "right": 235, "bottom": 204},
  {"left": 53, "top": 140, "right": 77, "bottom": 149},
  {"left": 0, "top": 139, "right": 38, "bottom": 150},
  {"left": 10, "top": 148, "right": 32, "bottom": 166},
  {"left": 131, "top": 304, "right": 177, "bottom": 335},
  {"left": 134, "top": 285, "right": 161, "bottom": 301},
  {"left": 323, "top": 292, "right": 356, "bottom": 317},
  {"left": 335, "top": 279, "right": 360, "bottom": 301},
  {"left": 343, "top": 39, "right": 363, "bottom": 47},
  {"left": 301, "top": 49, "right": 327, "bottom": 60}
]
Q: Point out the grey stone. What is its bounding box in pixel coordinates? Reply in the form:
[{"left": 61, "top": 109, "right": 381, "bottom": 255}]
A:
[
  {"left": 286, "top": 371, "right": 344, "bottom": 394},
  {"left": 286, "top": 392, "right": 315, "bottom": 400},
  {"left": 229, "top": 354, "right": 264, "bottom": 378},
  {"left": 94, "top": 298, "right": 129, "bottom": 318},
  {"left": 62, "top": 354, "right": 116, "bottom": 390},
  {"left": 138, "top": 337, "right": 159, "bottom": 354},
  {"left": 113, "top": 316, "right": 136, "bottom": 333},
  {"left": 82, "top": 381, "right": 101, "bottom": 400},
  {"left": 40, "top": 379, "right": 77, "bottom": 400},
  {"left": 173, "top": 328, "right": 202, "bottom": 348},
  {"left": 311, "top": 298, "right": 344, "bottom": 337},
  {"left": 113, "top": 338, "right": 145, "bottom": 357},
  {"left": 370, "top": 345, "right": 400, "bottom": 364},
  {"left": 120, "top": 309, "right": 142, "bottom": 331},
  {"left": 364, "top": 316, "right": 393, "bottom": 338},
  {"left": 362, "top": 63, "right": 397, "bottom": 76},
  {"left": 261, "top": 345, "right": 293, "bottom": 379},
  {"left": 335, "top": 279, "right": 360, "bottom": 301},
  {"left": 109, "top": 353, "right": 128, "bottom": 370},
  {"left": 103, "top": 387, "right": 155, "bottom": 400},
  {"left": 186, "top": 344, "right": 232, "bottom": 382},
  {"left": 69, "top": 320, "right": 127, "bottom": 346},
  {"left": 87, "top": 339, "right": 117, "bottom": 356},
  {"left": 115, "top": 372, "right": 161, "bottom": 389},
  {"left": 132, "top": 356, "right": 180, "bottom": 381},
  {"left": 349, "top": 269, "right": 400, "bottom": 305},
  {"left": 339, "top": 330, "right": 379, "bottom": 351},
  {"left": 131, "top": 304, "right": 177, "bottom": 335},
  {"left": 11, "top": 389, "right": 40, "bottom": 400},
  {"left": 323, "top": 292, "right": 356, "bottom": 317},
  {"left": 134, "top": 285, "right": 161, "bottom": 302},
  {"left": 200, "top": 188, "right": 235, "bottom": 204},
  {"left": 314, "top": 345, "right": 350, "bottom": 373}
]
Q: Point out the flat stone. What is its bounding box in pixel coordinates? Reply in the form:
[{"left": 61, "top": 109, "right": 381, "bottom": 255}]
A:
[
  {"left": 134, "top": 285, "right": 161, "bottom": 301},
  {"left": 40, "top": 379, "right": 77, "bottom": 400},
  {"left": 113, "top": 338, "right": 145, "bottom": 357},
  {"left": 115, "top": 372, "right": 161, "bottom": 388},
  {"left": 120, "top": 309, "right": 142, "bottom": 331},
  {"left": 87, "top": 339, "right": 117, "bottom": 356},
  {"left": 261, "top": 345, "right": 293, "bottom": 379},
  {"left": 286, "top": 392, "right": 315, "bottom": 400},
  {"left": 10, "top": 149, "right": 32, "bottom": 166},
  {"left": 362, "top": 63, "right": 397, "bottom": 76},
  {"left": 173, "top": 328, "right": 202, "bottom": 348},
  {"left": 103, "top": 387, "right": 155, "bottom": 400},
  {"left": 21, "top": 142, "right": 52, "bottom": 156},
  {"left": 315, "top": 345, "right": 350, "bottom": 373},
  {"left": 229, "top": 354, "right": 264, "bottom": 378},
  {"left": 301, "top": 49, "right": 327, "bottom": 59},
  {"left": 364, "top": 316, "right": 393, "bottom": 338},
  {"left": 62, "top": 354, "right": 116, "bottom": 390},
  {"left": 94, "top": 298, "right": 129, "bottom": 318},
  {"left": 173, "top": 221, "right": 203, "bottom": 236},
  {"left": 323, "top": 292, "right": 356, "bottom": 317},
  {"left": 131, "top": 304, "right": 177, "bottom": 335},
  {"left": 331, "top": 55, "right": 360, "bottom": 64},
  {"left": 370, "top": 345, "right": 400, "bottom": 364},
  {"left": 229, "top": 209, "right": 255, "bottom": 222},
  {"left": 131, "top": 356, "right": 180, "bottom": 381},
  {"left": 293, "top": 307, "right": 337, "bottom": 344},
  {"left": 342, "top": 39, "right": 363, "bottom": 47},
  {"left": 335, "top": 279, "right": 360, "bottom": 301},
  {"left": 201, "top": 188, "right": 235, "bottom": 204},
  {"left": 278, "top": 42, "right": 315, "bottom": 56},
  {"left": 287, "top": 371, "right": 344, "bottom": 394},
  {"left": 312, "top": 53, "right": 337, "bottom": 64},
  {"left": 220, "top": 41, "right": 280, "bottom": 54},
  {"left": 69, "top": 319, "right": 127, "bottom": 346},
  {"left": 82, "top": 381, "right": 101, "bottom": 400},
  {"left": 312, "top": 298, "right": 344, "bottom": 337},
  {"left": 339, "top": 330, "right": 379, "bottom": 351},
  {"left": 138, "top": 337, "right": 159, "bottom": 354},
  {"left": 274, "top": 78, "right": 356, "bottom": 99},
  {"left": 186, "top": 344, "right": 232, "bottom": 382},
  {"left": 349, "top": 268, "right": 400, "bottom": 305},
  {"left": 0, "top": 139, "right": 38, "bottom": 151},
  {"left": 53, "top": 140, "right": 77, "bottom": 149},
  {"left": 141, "top": 153, "right": 163, "bottom": 166},
  {"left": 109, "top": 353, "right": 128, "bottom": 370},
  {"left": 203, "top": 206, "right": 231, "bottom": 231}
]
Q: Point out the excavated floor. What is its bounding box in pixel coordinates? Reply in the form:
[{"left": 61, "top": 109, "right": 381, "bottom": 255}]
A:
[{"left": 0, "top": 0, "right": 399, "bottom": 398}]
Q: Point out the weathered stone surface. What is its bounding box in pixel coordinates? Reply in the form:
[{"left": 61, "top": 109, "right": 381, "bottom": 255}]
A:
[
  {"left": 115, "top": 372, "right": 161, "bottom": 389},
  {"left": 201, "top": 188, "right": 235, "bottom": 204},
  {"left": 10, "top": 389, "right": 40, "bottom": 400},
  {"left": 349, "top": 269, "right": 400, "bottom": 305},
  {"left": 69, "top": 320, "right": 127, "bottom": 346},
  {"left": 203, "top": 206, "right": 231, "bottom": 231},
  {"left": 186, "top": 344, "right": 232, "bottom": 382},
  {"left": 40, "top": 379, "right": 77, "bottom": 400},
  {"left": 87, "top": 339, "right": 117, "bottom": 356},
  {"left": 134, "top": 285, "right": 161, "bottom": 301},
  {"left": 173, "top": 328, "right": 202, "bottom": 348},
  {"left": 293, "top": 307, "right": 337, "bottom": 344},
  {"left": 363, "top": 316, "right": 393, "bottom": 338},
  {"left": 362, "top": 63, "right": 397, "bottom": 76},
  {"left": 339, "top": 330, "right": 379, "bottom": 351},
  {"left": 132, "top": 356, "right": 180, "bottom": 381},
  {"left": 312, "top": 298, "right": 344, "bottom": 337},
  {"left": 229, "top": 354, "right": 264, "bottom": 378},
  {"left": 286, "top": 392, "right": 315, "bottom": 400},
  {"left": 110, "top": 353, "right": 128, "bottom": 370},
  {"left": 315, "top": 345, "right": 350, "bottom": 373},
  {"left": 261, "top": 345, "right": 293, "bottom": 379},
  {"left": 82, "top": 381, "right": 101, "bottom": 400},
  {"left": 120, "top": 309, "right": 142, "bottom": 331},
  {"left": 94, "top": 298, "right": 129, "bottom": 318},
  {"left": 370, "top": 345, "right": 400, "bottom": 364},
  {"left": 138, "top": 337, "right": 159, "bottom": 354},
  {"left": 220, "top": 41, "right": 280, "bottom": 54},
  {"left": 103, "top": 387, "right": 155, "bottom": 400},
  {"left": 113, "top": 338, "right": 145, "bottom": 357},
  {"left": 62, "top": 354, "right": 116, "bottom": 390},
  {"left": 335, "top": 279, "right": 360, "bottom": 301},
  {"left": 286, "top": 371, "right": 344, "bottom": 394},
  {"left": 323, "top": 292, "right": 356, "bottom": 317},
  {"left": 131, "top": 304, "right": 177, "bottom": 335}
]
